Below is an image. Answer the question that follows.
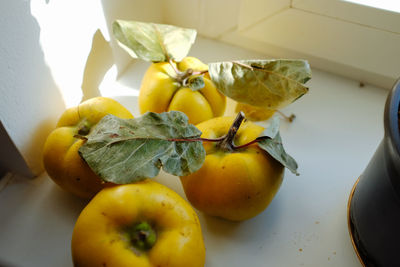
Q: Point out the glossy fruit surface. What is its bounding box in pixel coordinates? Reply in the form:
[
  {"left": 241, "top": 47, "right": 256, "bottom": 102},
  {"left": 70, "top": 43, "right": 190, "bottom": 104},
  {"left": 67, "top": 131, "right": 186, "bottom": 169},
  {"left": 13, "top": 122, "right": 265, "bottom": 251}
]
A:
[
  {"left": 139, "top": 57, "right": 226, "bottom": 124},
  {"left": 43, "top": 97, "right": 133, "bottom": 198},
  {"left": 235, "top": 102, "right": 276, "bottom": 121},
  {"left": 71, "top": 179, "right": 206, "bottom": 267},
  {"left": 180, "top": 116, "right": 284, "bottom": 221}
]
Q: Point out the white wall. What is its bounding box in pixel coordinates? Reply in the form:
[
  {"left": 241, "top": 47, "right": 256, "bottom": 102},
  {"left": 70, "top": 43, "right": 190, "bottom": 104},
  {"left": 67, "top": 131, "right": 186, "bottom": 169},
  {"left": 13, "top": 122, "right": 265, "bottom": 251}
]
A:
[
  {"left": 101, "top": 0, "right": 164, "bottom": 74},
  {"left": 0, "top": 0, "right": 66, "bottom": 177},
  {"left": 1, "top": 0, "right": 396, "bottom": 177}
]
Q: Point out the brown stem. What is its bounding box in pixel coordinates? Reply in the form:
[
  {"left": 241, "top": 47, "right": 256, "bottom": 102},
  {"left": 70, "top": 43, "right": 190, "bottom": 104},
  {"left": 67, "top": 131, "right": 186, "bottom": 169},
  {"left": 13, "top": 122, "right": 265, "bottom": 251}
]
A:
[
  {"left": 168, "top": 59, "right": 193, "bottom": 81},
  {"left": 276, "top": 110, "right": 296, "bottom": 122},
  {"left": 77, "top": 119, "right": 91, "bottom": 136},
  {"left": 169, "top": 131, "right": 269, "bottom": 150},
  {"left": 168, "top": 59, "right": 209, "bottom": 86},
  {"left": 185, "top": 68, "right": 194, "bottom": 76},
  {"left": 233, "top": 136, "right": 271, "bottom": 150},
  {"left": 168, "top": 136, "right": 226, "bottom": 143},
  {"left": 73, "top": 134, "right": 88, "bottom": 141},
  {"left": 217, "top": 111, "right": 246, "bottom": 152},
  {"left": 192, "top": 70, "right": 208, "bottom": 76},
  {"left": 101, "top": 112, "right": 269, "bottom": 152},
  {"left": 168, "top": 59, "right": 183, "bottom": 76}
]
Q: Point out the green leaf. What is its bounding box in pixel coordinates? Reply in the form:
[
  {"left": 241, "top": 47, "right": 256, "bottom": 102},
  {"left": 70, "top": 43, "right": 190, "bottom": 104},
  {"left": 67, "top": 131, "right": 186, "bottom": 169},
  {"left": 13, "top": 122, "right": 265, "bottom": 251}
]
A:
[
  {"left": 262, "top": 116, "right": 280, "bottom": 139},
  {"left": 257, "top": 118, "right": 299, "bottom": 175},
  {"left": 112, "top": 20, "right": 197, "bottom": 62},
  {"left": 78, "top": 111, "right": 205, "bottom": 184},
  {"left": 185, "top": 75, "right": 205, "bottom": 91},
  {"left": 208, "top": 59, "right": 311, "bottom": 110}
]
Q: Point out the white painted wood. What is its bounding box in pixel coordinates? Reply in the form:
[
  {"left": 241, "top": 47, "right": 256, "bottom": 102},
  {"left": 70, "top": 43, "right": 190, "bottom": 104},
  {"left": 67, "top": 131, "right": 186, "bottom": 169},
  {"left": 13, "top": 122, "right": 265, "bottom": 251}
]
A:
[
  {"left": 293, "top": 0, "right": 400, "bottom": 34},
  {"left": 342, "top": 0, "right": 400, "bottom": 13},
  {"left": 0, "top": 38, "right": 386, "bottom": 267},
  {"left": 238, "top": 0, "right": 291, "bottom": 30},
  {"left": 235, "top": 7, "right": 400, "bottom": 89},
  {"left": 163, "top": 0, "right": 203, "bottom": 33},
  {"left": 150, "top": 0, "right": 241, "bottom": 39},
  {"left": 0, "top": 124, "right": 33, "bottom": 178},
  {"left": 219, "top": 28, "right": 395, "bottom": 90},
  {"left": 195, "top": 0, "right": 241, "bottom": 38}
]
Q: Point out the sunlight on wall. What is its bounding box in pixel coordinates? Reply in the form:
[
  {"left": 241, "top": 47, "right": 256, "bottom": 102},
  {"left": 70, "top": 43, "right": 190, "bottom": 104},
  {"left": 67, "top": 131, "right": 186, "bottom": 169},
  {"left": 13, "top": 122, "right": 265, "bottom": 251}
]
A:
[
  {"left": 343, "top": 0, "right": 400, "bottom": 13},
  {"left": 30, "top": 0, "right": 109, "bottom": 108},
  {"left": 99, "top": 65, "right": 140, "bottom": 97}
]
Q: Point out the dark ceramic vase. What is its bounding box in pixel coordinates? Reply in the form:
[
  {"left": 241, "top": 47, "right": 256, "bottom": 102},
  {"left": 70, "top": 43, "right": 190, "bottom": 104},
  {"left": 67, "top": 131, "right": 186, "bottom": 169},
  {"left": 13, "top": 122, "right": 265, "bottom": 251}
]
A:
[{"left": 348, "top": 79, "right": 400, "bottom": 267}]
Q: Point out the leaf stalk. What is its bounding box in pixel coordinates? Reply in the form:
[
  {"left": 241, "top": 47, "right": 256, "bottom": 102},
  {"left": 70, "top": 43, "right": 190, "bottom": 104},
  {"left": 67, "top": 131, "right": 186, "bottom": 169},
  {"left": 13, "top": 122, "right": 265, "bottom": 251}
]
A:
[
  {"left": 276, "top": 110, "right": 296, "bottom": 122},
  {"left": 216, "top": 111, "right": 245, "bottom": 152},
  {"left": 168, "top": 59, "right": 208, "bottom": 87},
  {"left": 168, "top": 112, "right": 271, "bottom": 150}
]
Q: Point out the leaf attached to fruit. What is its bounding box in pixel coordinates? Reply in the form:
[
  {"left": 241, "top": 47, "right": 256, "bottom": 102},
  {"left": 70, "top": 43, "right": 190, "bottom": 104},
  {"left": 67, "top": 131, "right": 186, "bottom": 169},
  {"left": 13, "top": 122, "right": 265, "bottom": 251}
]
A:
[
  {"left": 257, "top": 117, "right": 299, "bottom": 175},
  {"left": 208, "top": 59, "right": 311, "bottom": 110},
  {"left": 79, "top": 111, "right": 205, "bottom": 184},
  {"left": 112, "top": 20, "right": 197, "bottom": 62}
]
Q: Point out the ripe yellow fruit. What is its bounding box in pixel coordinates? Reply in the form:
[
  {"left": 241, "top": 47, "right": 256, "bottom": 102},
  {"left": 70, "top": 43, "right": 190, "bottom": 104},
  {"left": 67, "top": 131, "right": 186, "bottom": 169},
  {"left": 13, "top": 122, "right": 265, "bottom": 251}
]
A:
[
  {"left": 43, "top": 97, "right": 133, "bottom": 198},
  {"left": 72, "top": 179, "right": 206, "bottom": 267},
  {"left": 180, "top": 116, "right": 284, "bottom": 221},
  {"left": 139, "top": 57, "right": 226, "bottom": 124},
  {"left": 235, "top": 102, "right": 276, "bottom": 121}
]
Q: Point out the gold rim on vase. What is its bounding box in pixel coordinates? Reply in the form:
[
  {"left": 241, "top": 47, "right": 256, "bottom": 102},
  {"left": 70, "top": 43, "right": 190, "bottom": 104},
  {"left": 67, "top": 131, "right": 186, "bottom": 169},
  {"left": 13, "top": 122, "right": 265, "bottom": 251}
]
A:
[{"left": 347, "top": 177, "right": 366, "bottom": 267}]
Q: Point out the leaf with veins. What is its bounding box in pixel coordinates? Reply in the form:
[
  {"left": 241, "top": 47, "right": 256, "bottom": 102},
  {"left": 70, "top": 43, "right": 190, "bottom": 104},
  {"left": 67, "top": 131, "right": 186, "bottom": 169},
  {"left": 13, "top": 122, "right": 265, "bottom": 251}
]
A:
[{"left": 79, "top": 111, "right": 205, "bottom": 184}]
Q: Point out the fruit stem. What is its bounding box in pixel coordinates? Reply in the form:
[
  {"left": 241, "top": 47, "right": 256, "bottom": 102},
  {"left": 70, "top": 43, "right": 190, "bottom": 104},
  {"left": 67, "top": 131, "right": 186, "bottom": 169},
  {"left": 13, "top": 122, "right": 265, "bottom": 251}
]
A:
[
  {"left": 128, "top": 222, "right": 157, "bottom": 251},
  {"left": 233, "top": 136, "right": 271, "bottom": 150},
  {"left": 77, "top": 119, "right": 91, "bottom": 136},
  {"left": 168, "top": 59, "right": 184, "bottom": 76},
  {"left": 191, "top": 70, "right": 208, "bottom": 76},
  {"left": 276, "top": 110, "right": 296, "bottom": 122},
  {"left": 217, "top": 111, "right": 245, "bottom": 152},
  {"left": 167, "top": 112, "right": 272, "bottom": 150},
  {"left": 168, "top": 59, "right": 208, "bottom": 86}
]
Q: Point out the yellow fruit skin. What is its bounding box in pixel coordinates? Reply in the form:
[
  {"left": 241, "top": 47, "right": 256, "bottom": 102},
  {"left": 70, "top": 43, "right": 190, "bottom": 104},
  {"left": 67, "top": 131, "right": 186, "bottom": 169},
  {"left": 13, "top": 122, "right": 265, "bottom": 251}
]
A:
[
  {"left": 71, "top": 180, "right": 206, "bottom": 267},
  {"left": 139, "top": 57, "right": 226, "bottom": 124},
  {"left": 168, "top": 88, "right": 213, "bottom": 125},
  {"left": 235, "top": 102, "right": 276, "bottom": 121},
  {"left": 43, "top": 97, "right": 133, "bottom": 198},
  {"left": 180, "top": 117, "right": 284, "bottom": 221}
]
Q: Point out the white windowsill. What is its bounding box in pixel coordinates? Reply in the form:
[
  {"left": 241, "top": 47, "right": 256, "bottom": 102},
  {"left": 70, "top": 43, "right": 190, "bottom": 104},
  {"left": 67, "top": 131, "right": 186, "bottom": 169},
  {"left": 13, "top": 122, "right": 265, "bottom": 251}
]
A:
[{"left": 0, "top": 38, "right": 388, "bottom": 267}]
